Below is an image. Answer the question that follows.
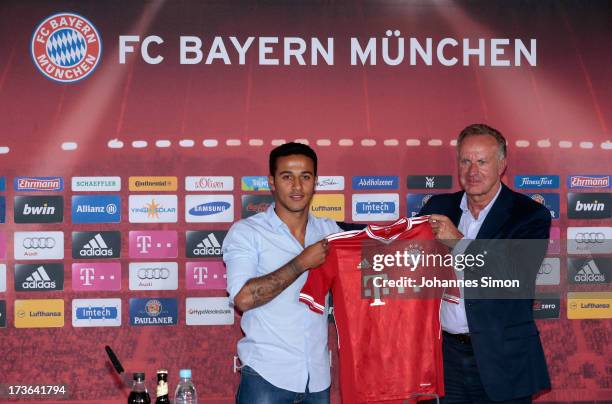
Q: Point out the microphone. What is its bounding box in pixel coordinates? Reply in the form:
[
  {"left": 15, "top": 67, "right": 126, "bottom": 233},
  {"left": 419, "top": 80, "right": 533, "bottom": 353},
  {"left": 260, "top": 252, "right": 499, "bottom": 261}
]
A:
[
  {"left": 105, "top": 345, "right": 125, "bottom": 374},
  {"left": 105, "top": 345, "right": 130, "bottom": 391}
]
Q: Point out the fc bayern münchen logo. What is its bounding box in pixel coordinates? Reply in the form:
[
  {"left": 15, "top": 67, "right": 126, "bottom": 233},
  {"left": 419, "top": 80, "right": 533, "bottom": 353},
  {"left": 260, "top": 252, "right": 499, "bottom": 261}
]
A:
[{"left": 31, "top": 13, "right": 102, "bottom": 83}]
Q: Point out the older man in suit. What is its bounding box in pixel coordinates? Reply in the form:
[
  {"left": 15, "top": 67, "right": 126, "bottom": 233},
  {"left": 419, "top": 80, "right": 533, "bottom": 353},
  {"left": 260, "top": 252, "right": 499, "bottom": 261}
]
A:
[{"left": 420, "top": 124, "right": 551, "bottom": 403}]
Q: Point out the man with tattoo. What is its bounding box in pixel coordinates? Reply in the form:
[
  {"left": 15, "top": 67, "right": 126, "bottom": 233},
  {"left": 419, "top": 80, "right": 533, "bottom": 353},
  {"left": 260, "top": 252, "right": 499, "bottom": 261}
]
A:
[{"left": 223, "top": 142, "right": 342, "bottom": 403}]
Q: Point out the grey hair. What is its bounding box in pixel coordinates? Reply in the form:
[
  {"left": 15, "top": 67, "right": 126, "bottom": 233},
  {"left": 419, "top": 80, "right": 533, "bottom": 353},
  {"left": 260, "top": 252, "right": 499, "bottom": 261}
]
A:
[{"left": 457, "top": 124, "right": 507, "bottom": 160}]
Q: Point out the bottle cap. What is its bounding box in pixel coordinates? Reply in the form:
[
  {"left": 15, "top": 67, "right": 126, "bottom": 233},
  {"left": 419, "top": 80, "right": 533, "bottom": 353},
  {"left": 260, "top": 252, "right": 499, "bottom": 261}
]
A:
[
  {"left": 179, "top": 369, "right": 192, "bottom": 378},
  {"left": 133, "top": 372, "right": 145, "bottom": 381}
]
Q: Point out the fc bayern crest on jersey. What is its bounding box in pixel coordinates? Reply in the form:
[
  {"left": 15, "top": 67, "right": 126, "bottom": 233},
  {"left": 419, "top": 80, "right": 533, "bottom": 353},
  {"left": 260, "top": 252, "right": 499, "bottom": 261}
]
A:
[{"left": 31, "top": 13, "right": 102, "bottom": 83}]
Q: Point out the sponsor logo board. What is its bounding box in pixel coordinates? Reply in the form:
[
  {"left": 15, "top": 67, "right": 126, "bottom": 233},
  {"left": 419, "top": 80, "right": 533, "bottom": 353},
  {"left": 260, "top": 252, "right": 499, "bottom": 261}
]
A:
[
  {"left": 567, "top": 193, "right": 611, "bottom": 219},
  {"left": 315, "top": 176, "right": 345, "bottom": 191},
  {"left": 514, "top": 175, "right": 559, "bottom": 189},
  {"left": 129, "top": 231, "right": 177, "bottom": 259},
  {"left": 536, "top": 258, "right": 560, "bottom": 286},
  {"left": 186, "top": 297, "right": 234, "bottom": 326},
  {"left": 0, "top": 265, "right": 6, "bottom": 292},
  {"left": 14, "top": 264, "right": 64, "bottom": 291},
  {"left": 567, "top": 227, "right": 612, "bottom": 255},
  {"left": 241, "top": 195, "right": 273, "bottom": 219},
  {"left": 241, "top": 176, "right": 270, "bottom": 191},
  {"left": 14, "top": 196, "right": 63, "bottom": 223},
  {"left": 406, "top": 193, "right": 437, "bottom": 217},
  {"left": 129, "top": 298, "right": 178, "bottom": 326},
  {"left": 71, "top": 195, "right": 121, "bottom": 223},
  {"left": 14, "top": 231, "right": 64, "bottom": 260},
  {"left": 72, "top": 298, "right": 121, "bottom": 327},
  {"left": 532, "top": 295, "right": 561, "bottom": 319},
  {"left": 567, "top": 292, "right": 612, "bottom": 319},
  {"left": 72, "top": 231, "right": 121, "bottom": 259},
  {"left": 310, "top": 194, "right": 345, "bottom": 221},
  {"left": 186, "top": 231, "right": 226, "bottom": 258},
  {"left": 14, "top": 299, "right": 64, "bottom": 328},
  {"left": 186, "top": 195, "right": 234, "bottom": 222},
  {"left": 407, "top": 175, "right": 453, "bottom": 189},
  {"left": 352, "top": 176, "right": 399, "bottom": 190},
  {"left": 185, "top": 176, "right": 233, "bottom": 191},
  {"left": 129, "top": 176, "right": 177, "bottom": 191},
  {"left": 129, "top": 262, "right": 178, "bottom": 291},
  {"left": 567, "top": 175, "right": 611, "bottom": 190},
  {"left": 0, "top": 196, "right": 4, "bottom": 223},
  {"left": 71, "top": 263, "right": 121, "bottom": 291},
  {"left": 548, "top": 227, "right": 560, "bottom": 255},
  {"left": 567, "top": 257, "right": 611, "bottom": 284},
  {"left": 0, "top": 300, "right": 5, "bottom": 327},
  {"left": 352, "top": 193, "right": 399, "bottom": 221},
  {"left": 14, "top": 176, "right": 63, "bottom": 192},
  {"left": 72, "top": 176, "right": 121, "bottom": 192},
  {"left": 129, "top": 195, "right": 177, "bottom": 223},
  {"left": 186, "top": 262, "right": 227, "bottom": 290}
]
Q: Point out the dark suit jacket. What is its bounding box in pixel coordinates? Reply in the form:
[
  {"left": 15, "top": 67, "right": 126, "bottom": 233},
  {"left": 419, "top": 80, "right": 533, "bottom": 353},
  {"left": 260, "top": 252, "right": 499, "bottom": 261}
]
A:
[{"left": 419, "top": 183, "right": 551, "bottom": 401}]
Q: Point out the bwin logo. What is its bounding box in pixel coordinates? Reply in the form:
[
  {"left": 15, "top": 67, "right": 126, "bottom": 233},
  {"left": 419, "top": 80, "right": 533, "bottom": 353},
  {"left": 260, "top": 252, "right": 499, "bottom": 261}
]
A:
[
  {"left": 190, "top": 202, "right": 230, "bottom": 216},
  {"left": 575, "top": 200, "right": 605, "bottom": 212},
  {"left": 23, "top": 203, "right": 55, "bottom": 215}
]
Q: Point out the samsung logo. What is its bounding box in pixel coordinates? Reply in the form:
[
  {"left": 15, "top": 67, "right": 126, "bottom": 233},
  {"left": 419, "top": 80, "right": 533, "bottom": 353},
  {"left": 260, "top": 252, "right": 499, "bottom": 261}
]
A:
[{"left": 189, "top": 202, "right": 230, "bottom": 216}]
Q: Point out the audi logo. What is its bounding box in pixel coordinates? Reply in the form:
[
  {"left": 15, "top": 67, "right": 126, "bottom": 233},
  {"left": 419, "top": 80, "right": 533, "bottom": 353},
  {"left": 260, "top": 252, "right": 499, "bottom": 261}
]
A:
[
  {"left": 575, "top": 232, "right": 606, "bottom": 243},
  {"left": 538, "top": 263, "right": 553, "bottom": 274},
  {"left": 137, "top": 268, "right": 170, "bottom": 279},
  {"left": 22, "top": 237, "right": 56, "bottom": 249}
]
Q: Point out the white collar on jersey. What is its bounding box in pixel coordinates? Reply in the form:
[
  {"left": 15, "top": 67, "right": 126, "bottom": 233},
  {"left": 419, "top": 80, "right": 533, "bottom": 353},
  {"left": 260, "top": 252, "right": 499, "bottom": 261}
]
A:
[{"left": 365, "top": 217, "right": 410, "bottom": 242}]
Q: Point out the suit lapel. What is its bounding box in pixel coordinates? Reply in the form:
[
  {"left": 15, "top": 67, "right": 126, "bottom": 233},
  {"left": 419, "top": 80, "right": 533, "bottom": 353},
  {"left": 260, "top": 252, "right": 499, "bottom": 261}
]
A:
[
  {"left": 475, "top": 183, "right": 513, "bottom": 239},
  {"left": 448, "top": 192, "right": 463, "bottom": 227}
]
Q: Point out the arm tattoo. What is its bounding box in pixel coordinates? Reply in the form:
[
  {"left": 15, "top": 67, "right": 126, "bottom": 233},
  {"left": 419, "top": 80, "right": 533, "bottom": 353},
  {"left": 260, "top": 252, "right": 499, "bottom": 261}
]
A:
[{"left": 240, "top": 258, "right": 305, "bottom": 311}]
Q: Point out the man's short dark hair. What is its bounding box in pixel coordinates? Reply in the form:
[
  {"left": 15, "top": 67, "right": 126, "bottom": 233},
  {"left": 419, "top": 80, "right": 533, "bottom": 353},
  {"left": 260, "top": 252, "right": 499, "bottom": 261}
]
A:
[
  {"left": 269, "top": 142, "right": 318, "bottom": 176},
  {"left": 457, "top": 123, "right": 507, "bottom": 159}
]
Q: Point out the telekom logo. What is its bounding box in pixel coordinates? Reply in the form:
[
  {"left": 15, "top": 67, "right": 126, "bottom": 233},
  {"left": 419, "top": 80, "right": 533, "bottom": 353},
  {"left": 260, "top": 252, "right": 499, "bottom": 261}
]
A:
[
  {"left": 129, "top": 231, "right": 177, "bottom": 259},
  {"left": 186, "top": 262, "right": 226, "bottom": 290},
  {"left": 136, "top": 235, "right": 152, "bottom": 253},
  {"left": 72, "top": 263, "right": 121, "bottom": 291}
]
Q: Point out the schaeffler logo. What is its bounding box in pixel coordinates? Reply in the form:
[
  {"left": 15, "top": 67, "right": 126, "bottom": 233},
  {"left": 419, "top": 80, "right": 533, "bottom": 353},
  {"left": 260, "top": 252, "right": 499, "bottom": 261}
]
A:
[{"left": 31, "top": 13, "right": 102, "bottom": 83}]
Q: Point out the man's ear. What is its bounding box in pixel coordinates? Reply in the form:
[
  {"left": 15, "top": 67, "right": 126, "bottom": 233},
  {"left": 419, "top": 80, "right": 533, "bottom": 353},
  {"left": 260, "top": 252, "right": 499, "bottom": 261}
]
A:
[{"left": 268, "top": 175, "right": 275, "bottom": 192}]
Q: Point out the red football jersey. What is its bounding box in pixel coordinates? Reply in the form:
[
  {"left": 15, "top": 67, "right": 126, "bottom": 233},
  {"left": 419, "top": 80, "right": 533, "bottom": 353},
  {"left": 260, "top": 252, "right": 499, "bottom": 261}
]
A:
[{"left": 300, "top": 216, "right": 459, "bottom": 403}]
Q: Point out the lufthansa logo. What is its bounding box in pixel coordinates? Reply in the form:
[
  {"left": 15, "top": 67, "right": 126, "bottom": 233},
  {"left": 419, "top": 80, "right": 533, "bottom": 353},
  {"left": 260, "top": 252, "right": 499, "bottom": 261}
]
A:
[
  {"left": 137, "top": 268, "right": 170, "bottom": 279},
  {"left": 575, "top": 232, "right": 606, "bottom": 243},
  {"left": 23, "top": 237, "right": 56, "bottom": 249}
]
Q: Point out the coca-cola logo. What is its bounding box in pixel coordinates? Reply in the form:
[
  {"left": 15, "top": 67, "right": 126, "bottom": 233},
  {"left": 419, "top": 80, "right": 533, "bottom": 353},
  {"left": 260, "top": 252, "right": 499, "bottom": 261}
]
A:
[{"left": 247, "top": 202, "right": 270, "bottom": 212}]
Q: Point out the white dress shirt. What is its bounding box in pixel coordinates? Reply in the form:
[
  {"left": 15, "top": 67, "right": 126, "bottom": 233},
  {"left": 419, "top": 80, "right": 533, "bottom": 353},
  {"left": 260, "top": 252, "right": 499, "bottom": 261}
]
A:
[
  {"left": 223, "top": 204, "right": 341, "bottom": 393},
  {"left": 441, "top": 185, "right": 502, "bottom": 334}
]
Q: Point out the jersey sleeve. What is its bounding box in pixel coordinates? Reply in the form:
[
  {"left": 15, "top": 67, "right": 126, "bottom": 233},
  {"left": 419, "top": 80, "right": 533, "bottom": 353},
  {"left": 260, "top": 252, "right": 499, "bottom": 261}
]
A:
[{"left": 299, "top": 243, "right": 337, "bottom": 314}]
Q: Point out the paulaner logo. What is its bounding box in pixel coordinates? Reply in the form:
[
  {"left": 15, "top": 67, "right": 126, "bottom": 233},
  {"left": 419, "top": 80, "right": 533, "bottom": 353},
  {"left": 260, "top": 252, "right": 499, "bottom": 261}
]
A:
[{"left": 31, "top": 13, "right": 102, "bottom": 83}]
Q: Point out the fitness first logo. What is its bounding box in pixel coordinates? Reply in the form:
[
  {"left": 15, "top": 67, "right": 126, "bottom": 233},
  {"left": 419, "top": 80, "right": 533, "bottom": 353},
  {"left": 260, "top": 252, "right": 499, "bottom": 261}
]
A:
[{"left": 31, "top": 13, "right": 102, "bottom": 83}]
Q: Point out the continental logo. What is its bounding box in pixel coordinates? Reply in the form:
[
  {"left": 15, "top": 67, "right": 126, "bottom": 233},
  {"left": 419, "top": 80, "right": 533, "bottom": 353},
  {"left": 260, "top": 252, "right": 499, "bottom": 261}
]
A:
[
  {"left": 567, "top": 292, "right": 612, "bottom": 319},
  {"left": 129, "top": 176, "right": 177, "bottom": 191},
  {"left": 310, "top": 194, "right": 345, "bottom": 221},
  {"left": 14, "top": 299, "right": 64, "bottom": 328}
]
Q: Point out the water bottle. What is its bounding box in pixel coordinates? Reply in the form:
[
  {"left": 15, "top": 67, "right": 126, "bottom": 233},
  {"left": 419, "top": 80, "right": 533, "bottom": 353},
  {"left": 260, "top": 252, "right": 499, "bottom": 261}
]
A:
[
  {"left": 174, "top": 369, "right": 197, "bottom": 404},
  {"left": 128, "top": 372, "right": 151, "bottom": 404}
]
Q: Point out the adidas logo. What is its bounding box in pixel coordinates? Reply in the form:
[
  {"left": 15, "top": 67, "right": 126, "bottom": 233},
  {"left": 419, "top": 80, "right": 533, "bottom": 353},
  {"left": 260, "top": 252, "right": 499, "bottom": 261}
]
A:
[
  {"left": 574, "top": 260, "right": 605, "bottom": 283},
  {"left": 80, "top": 233, "right": 113, "bottom": 257},
  {"left": 357, "top": 258, "right": 371, "bottom": 269},
  {"left": 22, "top": 266, "right": 56, "bottom": 289},
  {"left": 192, "top": 233, "right": 222, "bottom": 256}
]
